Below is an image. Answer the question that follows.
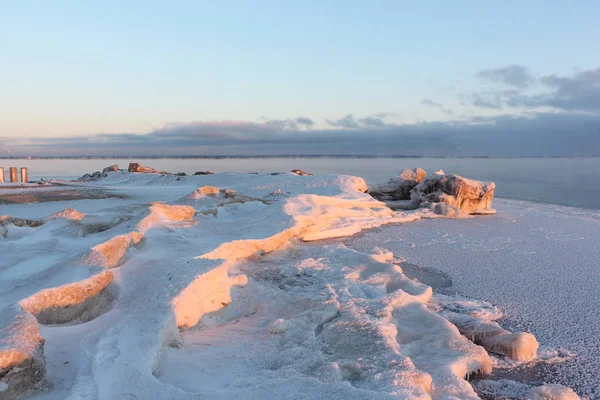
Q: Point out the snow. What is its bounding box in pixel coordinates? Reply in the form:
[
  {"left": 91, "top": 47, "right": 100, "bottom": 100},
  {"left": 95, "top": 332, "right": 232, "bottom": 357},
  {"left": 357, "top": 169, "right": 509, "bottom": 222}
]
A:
[
  {"left": 343, "top": 198, "right": 599, "bottom": 398},
  {"left": 0, "top": 172, "right": 585, "bottom": 399}
]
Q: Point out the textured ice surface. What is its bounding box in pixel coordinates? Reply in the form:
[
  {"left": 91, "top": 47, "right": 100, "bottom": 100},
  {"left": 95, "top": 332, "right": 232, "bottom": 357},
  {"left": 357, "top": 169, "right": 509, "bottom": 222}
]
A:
[
  {"left": 0, "top": 173, "right": 576, "bottom": 399},
  {"left": 343, "top": 198, "right": 598, "bottom": 398}
]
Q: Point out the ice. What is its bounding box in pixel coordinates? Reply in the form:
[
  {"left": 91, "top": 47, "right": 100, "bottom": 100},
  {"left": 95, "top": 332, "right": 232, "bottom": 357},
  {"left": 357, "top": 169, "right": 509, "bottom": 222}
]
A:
[
  {"left": 411, "top": 173, "right": 496, "bottom": 214},
  {"left": 19, "top": 271, "right": 115, "bottom": 325},
  {"left": 0, "top": 305, "right": 45, "bottom": 399},
  {"left": 342, "top": 198, "right": 597, "bottom": 397},
  {"left": 0, "top": 172, "right": 579, "bottom": 399},
  {"left": 443, "top": 313, "right": 539, "bottom": 361},
  {"left": 528, "top": 384, "right": 581, "bottom": 399},
  {"left": 473, "top": 380, "right": 581, "bottom": 400}
]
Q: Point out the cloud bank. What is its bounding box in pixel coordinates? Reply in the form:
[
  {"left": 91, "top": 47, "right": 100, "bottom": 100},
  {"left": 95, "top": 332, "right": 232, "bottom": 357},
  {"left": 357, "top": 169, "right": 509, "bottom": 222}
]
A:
[{"left": 2, "top": 66, "right": 599, "bottom": 157}]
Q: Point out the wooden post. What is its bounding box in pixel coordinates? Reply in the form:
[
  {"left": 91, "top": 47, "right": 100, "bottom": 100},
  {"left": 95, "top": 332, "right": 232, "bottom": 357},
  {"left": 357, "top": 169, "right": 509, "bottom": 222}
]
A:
[
  {"left": 21, "top": 167, "right": 28, "bottom": 183},
  {"left": 0, "top": 167, "right": 4, "bottom": 183},
  {"left": 9, "top": 167, "right": 18, "bottom": 182}
]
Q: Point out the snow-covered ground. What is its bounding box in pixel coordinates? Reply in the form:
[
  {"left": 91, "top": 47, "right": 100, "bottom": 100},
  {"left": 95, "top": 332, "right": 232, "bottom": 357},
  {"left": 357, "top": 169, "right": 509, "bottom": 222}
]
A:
[
  {"left": 343, "top": 199, "right": 600, "bottom": 399},
  {"left": 0, "top": 173, "right": 588, "bottom": 399}
]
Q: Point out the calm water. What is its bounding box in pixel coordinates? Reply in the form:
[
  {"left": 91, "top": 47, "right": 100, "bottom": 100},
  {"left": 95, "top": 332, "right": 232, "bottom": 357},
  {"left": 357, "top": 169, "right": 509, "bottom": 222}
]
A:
[{"left": 2, "top": 157, "right": 599, "bottom": 210}]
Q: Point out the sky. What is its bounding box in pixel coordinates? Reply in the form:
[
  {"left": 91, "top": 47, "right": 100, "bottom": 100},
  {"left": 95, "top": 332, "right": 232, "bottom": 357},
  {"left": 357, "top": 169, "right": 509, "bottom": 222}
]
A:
[{"left": 1, "top": 1, "right": 599, "bottom": 156}]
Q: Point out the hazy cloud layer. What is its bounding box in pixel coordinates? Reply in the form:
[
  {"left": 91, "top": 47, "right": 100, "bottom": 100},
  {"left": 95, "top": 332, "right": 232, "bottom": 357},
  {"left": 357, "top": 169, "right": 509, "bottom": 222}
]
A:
[
  {"left": 477, "top": 65, "right": 535, "bottom": 88},
  {"left": 3, "top": 65, "right": 598, "bottom": 157},
  {"left": 421, "top": 98, "right": 453, "bottom": 114},
  {"left": 4, "top": 111, "right": 599, "bottom": 157}
]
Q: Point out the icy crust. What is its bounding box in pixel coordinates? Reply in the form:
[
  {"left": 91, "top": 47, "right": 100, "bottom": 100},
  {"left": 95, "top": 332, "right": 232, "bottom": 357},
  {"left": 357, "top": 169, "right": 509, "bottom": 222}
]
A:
[
  {"left": 160, "top": 245, "right": 491, "bottom": 399},
  {"left": 474, "top": 380, "right": 580, "bottom": 400},
  {"left": 0, "top": 173, "right": 544, "bottom": 399},
  {"left": 19, "top": 271, "right": 114, "bottom": 326},
  {"left": 0, "top": 305, "right": 45, "bottom": 400}
]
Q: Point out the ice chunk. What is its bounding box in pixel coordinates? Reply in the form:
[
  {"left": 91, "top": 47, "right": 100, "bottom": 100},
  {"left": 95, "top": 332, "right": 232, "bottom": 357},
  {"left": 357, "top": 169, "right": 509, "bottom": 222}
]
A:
[
  {"left": 426, "top": 202, "right": 473, "bottom": 218},
  {"left": 411, "top": 173, "right": 496, "bottom": 214},
  {"left": 445, "top": 312, "right": 539, "bottom": 361},
  {"left": 370, "top": 168, "right": 426, "bottom": 201},
  {"left": 529, "top": 384, "right": 580, "bottom": 399},
  {"left": 0, "top": 305, "right": 45, "bottom": 399}
]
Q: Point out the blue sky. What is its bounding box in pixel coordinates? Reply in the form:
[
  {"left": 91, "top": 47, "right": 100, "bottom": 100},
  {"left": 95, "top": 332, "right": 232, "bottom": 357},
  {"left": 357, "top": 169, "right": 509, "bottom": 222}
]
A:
[{"left": 1, "top": 1, "right": 599, "bottom": 156}]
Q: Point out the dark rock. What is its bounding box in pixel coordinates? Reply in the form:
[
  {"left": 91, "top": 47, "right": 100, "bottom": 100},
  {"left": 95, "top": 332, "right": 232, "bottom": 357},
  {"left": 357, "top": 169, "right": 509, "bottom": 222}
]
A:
[
  {"left": 102, "top": 165, "right": 119, "bottom": 173},
  {"left": 193, "top": 171, "right": 214, "bottom": 175},
  {"left": 128, "top": 163, "right": 158, "bottom": 174},
  {"left": 291, "top": 169, "right": 313, "bottom": 176}
]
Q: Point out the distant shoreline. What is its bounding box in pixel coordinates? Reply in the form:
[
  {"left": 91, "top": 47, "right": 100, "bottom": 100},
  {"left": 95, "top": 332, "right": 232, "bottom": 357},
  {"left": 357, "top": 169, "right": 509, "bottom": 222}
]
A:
[{"left": 1, "top": 155, "right": 598, "bottom": 160}]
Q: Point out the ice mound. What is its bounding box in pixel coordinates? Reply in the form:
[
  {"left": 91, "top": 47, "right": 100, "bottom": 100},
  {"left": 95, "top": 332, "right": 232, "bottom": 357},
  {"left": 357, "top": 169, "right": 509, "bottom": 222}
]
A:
[
  {"left": 399, "top": 167, "right": 427, "bottom": 182},
  {"left": 46, "top": 208, "right": 86, "bottom": 221},
  {"left": 188, "top": 185, "right": 221, "bottom": 197},
  {"left": 424, "top": 201, "right": 473, "bottom": 218},
  {"left": 287, "top": 194, "right": 421, "bottom": 242},
  {"left": 411, "top": 173, "right": 496, "bottom": 215},
  {"left": 369, "top": 167, "right": 426, "bottom": 201},
  {"left": 529, "top": 384, "right": 580, "bottom": 399},
  {"left": 444, "top": 312, "right": 539, "bottom": 361},
  {"left": 431, "top": 294, "right": 503, "bottom": 321},
  {"left": 0, "top": 305, "right": 45, "bottom": 399},
  {"left": 137, "top": 202, "right": 196, "bottom": 232},
  {"left": 172, "top": 261, "right": 236, "bottom": 329},
  {"left": 185, "top": 186, "right": 262, "bottom": 209},
  {"left": 19, "top": 271, "right": 114, "bottom": 325},
  {"left": 82, "top": 232, "right": 144, "bottom": 268}
]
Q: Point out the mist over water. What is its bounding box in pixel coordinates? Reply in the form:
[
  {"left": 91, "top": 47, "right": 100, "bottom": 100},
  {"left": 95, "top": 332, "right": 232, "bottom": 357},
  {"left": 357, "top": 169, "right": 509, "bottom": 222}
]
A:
[{"left": 3, "top": 157, "right": 599, "bottom": 210}]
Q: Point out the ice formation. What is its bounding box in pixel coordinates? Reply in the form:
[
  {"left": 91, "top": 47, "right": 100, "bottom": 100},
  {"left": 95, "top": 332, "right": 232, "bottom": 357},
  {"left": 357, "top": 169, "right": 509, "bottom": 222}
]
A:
[
  {"left": 0, "top": 305, "right": 45, "bottom": 400},
  {"left": 370, "top": 168, "right": 496, "bottom": 217},
  {"left": 443, "top": 313, "right": 539, "bottom": 361},
  {"left": 0, "top": 171, "right": 563, "bottom": 399},
  {"left": 528, "top": 384, "right": 581, "bottom": 400},
  {"left": 411, "top": 173, "right": 496, "bottom": 215},
  {"left": 369, "top": 167, "right": 426, "bottom": 201}
]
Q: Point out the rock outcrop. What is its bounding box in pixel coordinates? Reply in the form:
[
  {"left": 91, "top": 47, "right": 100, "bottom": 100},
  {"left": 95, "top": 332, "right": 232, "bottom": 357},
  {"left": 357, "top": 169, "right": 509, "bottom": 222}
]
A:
[
  {"left": 102, "top": 165, "right": 119, "bottom": 173},
  {"left": 128, "top": 163, "right": 158, "bottom": 174},
  {"left": 194, "top": 171, "right": 214, "bottom": 175},
  {"left": 411, "top": 174, "right": 496, "bottom": 215},
  {"left": 0, "top": 305, "right": 46, "bottom": 399},
  {"left": 78, "top": 171, "right": 107, "bottom": 181},
  {"left": 291, "top": 169, "right": 313, "bottom": 176}
]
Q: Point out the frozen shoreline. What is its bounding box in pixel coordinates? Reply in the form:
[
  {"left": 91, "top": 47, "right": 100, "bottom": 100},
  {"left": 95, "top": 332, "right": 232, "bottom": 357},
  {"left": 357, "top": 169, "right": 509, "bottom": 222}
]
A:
[
  {"left": 0, "top": 172, "right": 584, "bottom": 399},
  {"left": 343, "top": 198, "right": 599, "bottom": 399}
]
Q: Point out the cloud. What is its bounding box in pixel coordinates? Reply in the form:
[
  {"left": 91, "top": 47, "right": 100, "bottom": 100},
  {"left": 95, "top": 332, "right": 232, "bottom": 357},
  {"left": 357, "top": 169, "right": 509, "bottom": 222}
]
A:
[
  {"left": 421, "top": 98, "right": 453, "bottom": 114},
  {"left": 4, "top": 111, "right": 599, "bottom": 157},
  {"left": 477, "top": 65, "right": 535, "bottom": 88},
  {"left": 326, "top": 114, "right": 361, "bottom": 129},
  {"left": 471, "top": 66, "right": 600, "bottom": 112},
  {"left": 295, "top": 117, "right": 314, "bottom": 126}
]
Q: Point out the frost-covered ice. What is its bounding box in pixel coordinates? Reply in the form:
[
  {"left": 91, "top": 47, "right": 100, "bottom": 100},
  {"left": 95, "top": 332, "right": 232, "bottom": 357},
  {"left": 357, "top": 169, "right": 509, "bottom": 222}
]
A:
[
  {"left": 343, "top": 198, "right": 599, "bottom": 398},
  {"left": 0, "top": 172, "right": 582, "bottom": 399}
]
